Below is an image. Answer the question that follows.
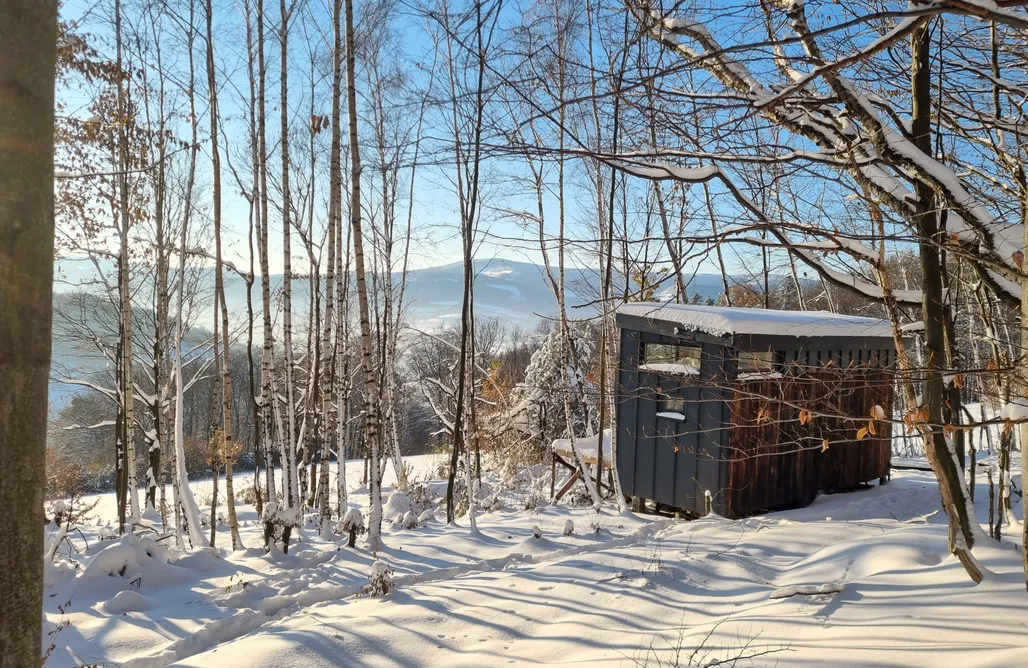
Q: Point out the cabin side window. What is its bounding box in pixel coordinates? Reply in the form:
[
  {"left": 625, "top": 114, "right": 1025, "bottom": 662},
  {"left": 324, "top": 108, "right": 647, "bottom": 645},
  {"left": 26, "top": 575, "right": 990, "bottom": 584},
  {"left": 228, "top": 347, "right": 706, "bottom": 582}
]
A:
[
  {"left": 642, "top": 342, "right": 702, "bottom": 368},
  {"left": 657, "top": 393, "right": 686, "bottom": 414},
  {"left": 737, "top": 350, "right": 776, "bottom": 374}
]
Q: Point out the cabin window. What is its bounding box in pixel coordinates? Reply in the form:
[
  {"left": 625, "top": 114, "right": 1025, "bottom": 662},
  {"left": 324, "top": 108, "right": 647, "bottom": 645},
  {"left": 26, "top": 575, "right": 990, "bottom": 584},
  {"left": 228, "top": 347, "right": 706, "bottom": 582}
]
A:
[
  {"left": 657, "top": 393, "right": 686, "bottom": 414},
  {"left": 737, "top": 350, "right": 775, "bottom": 374},
  {"left": 642, "top": 342, "right": 702, "bottom": 367}
]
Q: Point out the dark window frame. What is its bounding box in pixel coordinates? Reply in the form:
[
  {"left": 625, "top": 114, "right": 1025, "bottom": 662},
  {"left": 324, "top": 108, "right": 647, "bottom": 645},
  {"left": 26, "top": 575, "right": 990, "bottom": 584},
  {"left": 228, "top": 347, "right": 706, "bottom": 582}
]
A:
[{"left": 642, "top": 341, "right": 703, "bottom": 368}]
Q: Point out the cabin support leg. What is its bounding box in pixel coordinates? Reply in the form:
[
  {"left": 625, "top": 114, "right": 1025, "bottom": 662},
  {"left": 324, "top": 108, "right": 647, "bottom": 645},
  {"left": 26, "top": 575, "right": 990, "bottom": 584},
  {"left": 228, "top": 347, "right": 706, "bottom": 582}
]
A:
[
  {"left": 550, "top": 453, "right": 556, "bottom": 500},
  {"left": 555, "top": 470, "right": 582, "bottom": 501}
]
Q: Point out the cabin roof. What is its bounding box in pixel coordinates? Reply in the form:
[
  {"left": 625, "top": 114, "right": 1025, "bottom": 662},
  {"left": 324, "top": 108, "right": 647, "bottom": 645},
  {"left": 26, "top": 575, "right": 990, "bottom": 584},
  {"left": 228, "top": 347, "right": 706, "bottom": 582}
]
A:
[{"left": 616, "top": 303, "right": 894, "bottom": 339}]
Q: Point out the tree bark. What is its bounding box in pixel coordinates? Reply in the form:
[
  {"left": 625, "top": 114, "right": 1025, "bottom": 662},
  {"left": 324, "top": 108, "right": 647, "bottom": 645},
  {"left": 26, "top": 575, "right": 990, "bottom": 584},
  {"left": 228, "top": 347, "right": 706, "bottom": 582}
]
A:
[
  {"left": 910, "top": 23, "right": 980, "bottom": 582},
  {"left": 0, "top": 1, "right": 56, "bottom": 664},
  {"left": 206, "top": 0, "right": 242, "bottom": 551},
  {"left": 345, "top": 0, "right": 384, "bottom": 550},
  {"left": 280, "top": 0, "right": 299, "bottom": 518},
  {"left": 115, "top": 0, "right": 141, "bottom": 530},
  {"left": 320, "top": 0, "right": 343, "bottom": 534}
]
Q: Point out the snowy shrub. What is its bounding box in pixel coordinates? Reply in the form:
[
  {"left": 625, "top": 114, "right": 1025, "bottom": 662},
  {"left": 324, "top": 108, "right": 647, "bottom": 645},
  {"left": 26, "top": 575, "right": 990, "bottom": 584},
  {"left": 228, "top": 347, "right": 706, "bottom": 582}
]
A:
[
  {"left": 406, "top": 481, "right": 438, "bottom": 516},
  {"left": 44, "top": 496, "right": 101, "bottom": 562},
  {"left": 362, "top": 560, "right": 394, "bottom": 597},
  {"left": 417, "top": 509, "right": 435, "bottom": 525},
  {"left": 401, "top": 510, "right": 418, "bottom": 529},
  {"left": 567, "top": 485, "right": 596, "bottom": 508},
  {"left": 50, "top": 500, "right": 68, "bottom": 526},
  {"left": 383, "top": 491, "right": 413, "bottom": 519},
  {"left": 531, "top": 525, "right": 543, "bottom": 539},
  {"left": 340, "top": 507, "right": 366, "bottom": 548},
  {"left": 98, "top": 522, "right": 119, "bottom": 541},
  {"left": 235, "top": 484, "right": 260, "bottom": 506},
  {"left": 522, "top": 491, "right": 547, "bottom": 511},
  {"left": 563, "top": 519, "right": 574, "bottom": 536},
  {"left": 480, "top": 494, "right": 503, "bottom": 513},
  {"left": 262, "top": 502, "right": 301, "bottom": 553}
]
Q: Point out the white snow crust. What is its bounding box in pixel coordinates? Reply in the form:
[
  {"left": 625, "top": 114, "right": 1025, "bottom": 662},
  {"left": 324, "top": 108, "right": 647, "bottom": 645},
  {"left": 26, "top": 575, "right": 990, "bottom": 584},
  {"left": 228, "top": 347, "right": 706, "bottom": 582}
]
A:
[{"left": 618, "top": 302, "right": 894, "bottom": 338}]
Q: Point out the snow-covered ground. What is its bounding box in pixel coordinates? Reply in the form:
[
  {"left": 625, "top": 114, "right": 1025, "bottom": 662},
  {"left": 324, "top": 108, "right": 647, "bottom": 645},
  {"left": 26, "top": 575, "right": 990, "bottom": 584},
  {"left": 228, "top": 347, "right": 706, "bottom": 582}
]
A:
[{"left": 42, "top": 456, "right": 1028, "bottom": 667}]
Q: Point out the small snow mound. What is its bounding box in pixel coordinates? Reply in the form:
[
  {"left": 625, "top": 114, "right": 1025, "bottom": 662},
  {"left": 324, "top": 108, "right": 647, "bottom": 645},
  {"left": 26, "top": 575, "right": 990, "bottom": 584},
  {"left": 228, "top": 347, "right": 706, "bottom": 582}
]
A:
[
  {"left": 770, "top": 582, "right": 844, "bottom": 600},
  {"left": 417, "top": 509, "right": 435, "bottom": 524},
  {"left": 82, "top": 536, "right": 166, "bottom": 579},
  {"left": 563, "top": 519, "right": 574, "bottom": 536},
  {"left": 402, "top": 510, "right": 418, "bottom": 529},
  {"left": 141, "top": 503, "right": 162, "bottom": 523},
  {"left": 383, "top": 491, "right": 413, "bottom": 518},
  {"left": 531, "top": 525, "right": 543, "bottom": 539},
  {"left": 102, "top": 589, "right": 154, "bottom": 614}
]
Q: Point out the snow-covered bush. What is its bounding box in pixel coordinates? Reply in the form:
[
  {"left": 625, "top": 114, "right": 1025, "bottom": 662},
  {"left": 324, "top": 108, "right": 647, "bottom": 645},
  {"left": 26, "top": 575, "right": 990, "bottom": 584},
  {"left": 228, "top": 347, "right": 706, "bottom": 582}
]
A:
[
  {"left": 480, "top": 494, "right": 503, "bottom": 513},
  {"left": 417, "top": 509, "right": 435, "bottom": 525},
  {"left": 383, "top": 491, "right": 413, "bottom": 519},
  {"left": 362, "top": 560, "right": 394, "bottom": 597},
  {"left": 563, "top": 519, "right": 574, "bottom": 536},
  {"left": 531, "top": 525, "right": 543, "bottom": 539},
  {"left": 262, "top": 502, "right": 301, "bottom": 553},
  {"left": 406, "top": 481, "right": 438, "bottom": 516},
  {"left": 44, "top": 497, "right": 99, "bottom": 562},
  {"left": 401, "top": 510, "right": 418, "bottom": 530},
  {"left": 340, "top": 507, "right": 366, "bottom": 548},
  {"left": 235, "top": 484, "right": 260, "bottom": 506},
  {"left": 98, "top": 522, "right": 119, "bottom": 541}
]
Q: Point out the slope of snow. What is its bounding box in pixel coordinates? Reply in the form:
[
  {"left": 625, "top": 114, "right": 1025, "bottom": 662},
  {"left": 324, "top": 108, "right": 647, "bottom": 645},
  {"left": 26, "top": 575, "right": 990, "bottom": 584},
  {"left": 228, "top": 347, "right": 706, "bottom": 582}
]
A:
[
  {"left": 42, "top": 458, "right": 1028, "bottom": 667},
  {"left": 618, "top": 302, "right": 894, "bottom": 338}
]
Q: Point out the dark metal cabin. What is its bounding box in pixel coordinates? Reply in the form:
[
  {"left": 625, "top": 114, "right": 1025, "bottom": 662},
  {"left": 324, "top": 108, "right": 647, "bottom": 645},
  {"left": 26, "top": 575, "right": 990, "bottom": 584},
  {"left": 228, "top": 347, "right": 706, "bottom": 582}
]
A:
[{"left": 615, "top": 303, "right": 895, "bottom": 518}]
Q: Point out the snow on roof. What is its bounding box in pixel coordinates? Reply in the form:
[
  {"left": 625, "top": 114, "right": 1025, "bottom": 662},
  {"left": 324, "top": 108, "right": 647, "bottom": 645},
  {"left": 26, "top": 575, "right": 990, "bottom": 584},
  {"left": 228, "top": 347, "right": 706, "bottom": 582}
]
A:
[{"left": 617, "top": 302, "right": 894, "bottom": 338}]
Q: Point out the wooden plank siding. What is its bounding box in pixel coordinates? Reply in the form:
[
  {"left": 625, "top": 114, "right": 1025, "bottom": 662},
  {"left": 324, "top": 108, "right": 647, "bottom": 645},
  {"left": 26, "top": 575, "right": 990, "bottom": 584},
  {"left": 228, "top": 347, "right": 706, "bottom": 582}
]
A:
[
  {"left": 723, "top": 367, "right": 893, "bottom": 518},
  {"left": 615, "top": 317, "right": 895, "bottom": 519}
]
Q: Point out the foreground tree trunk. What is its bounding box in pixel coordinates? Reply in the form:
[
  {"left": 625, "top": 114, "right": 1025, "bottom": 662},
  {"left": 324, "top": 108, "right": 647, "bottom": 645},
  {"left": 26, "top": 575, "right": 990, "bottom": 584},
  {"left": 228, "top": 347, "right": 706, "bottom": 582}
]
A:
[
  {"left": 0, "top": 1, "right": 57, "bottom": 664},
  {"left": 910, "top": 23, "right": 981, "bottom": 582}
]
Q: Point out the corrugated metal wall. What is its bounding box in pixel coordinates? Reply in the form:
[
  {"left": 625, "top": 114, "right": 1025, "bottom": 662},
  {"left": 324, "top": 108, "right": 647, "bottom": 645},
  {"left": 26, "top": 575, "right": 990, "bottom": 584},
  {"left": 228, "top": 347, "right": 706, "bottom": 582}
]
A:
[{"left": 616, "top": 326, "right": 894, "bottom": 518}]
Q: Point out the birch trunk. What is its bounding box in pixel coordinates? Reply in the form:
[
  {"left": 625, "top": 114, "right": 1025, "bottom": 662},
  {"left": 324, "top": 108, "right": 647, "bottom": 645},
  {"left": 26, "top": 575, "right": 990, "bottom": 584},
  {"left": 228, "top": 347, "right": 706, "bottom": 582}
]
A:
[
  {"left": 319, "top": 0, "right": 343, "bottom": 534},
  {"left": 280, "top": 0, "right": 299, "bottom": 516},
  {"left": 255, "top": 0, "right": 278, "bottom": 508},
  {"left": 345, "top": 0, "right": 384, "bottom": 550}
]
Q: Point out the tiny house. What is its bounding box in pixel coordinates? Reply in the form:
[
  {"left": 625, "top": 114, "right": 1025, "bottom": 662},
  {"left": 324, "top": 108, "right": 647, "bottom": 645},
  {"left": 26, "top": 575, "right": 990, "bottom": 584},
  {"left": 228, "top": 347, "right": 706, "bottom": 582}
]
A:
[{"left": 615, "top": 303, "right": 895, "bottom": 518}]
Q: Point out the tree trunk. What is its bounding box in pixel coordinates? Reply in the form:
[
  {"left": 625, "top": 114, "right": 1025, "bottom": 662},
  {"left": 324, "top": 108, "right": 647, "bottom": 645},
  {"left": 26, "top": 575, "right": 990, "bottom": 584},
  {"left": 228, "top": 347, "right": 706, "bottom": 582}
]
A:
[
  {"left": 0, "top": 1, "right": 56, "bottom": 663},
  {"left": 206, "top": 0, "right": 242, "bottom": 551},
  {"left": 115, "top": 0, "right": 141, "bottom": 530},
  {"left": 345, "top": 0, "right": 383, "bottom": 550},
  {"left": 279, "top": 0, "right": 299, "bottom": 520},
  {"left": 320, "top": 0, "right": 343, "bottom": 535},
  {"left": 911, "top": 23, "right": 980, "bottom": 582}
]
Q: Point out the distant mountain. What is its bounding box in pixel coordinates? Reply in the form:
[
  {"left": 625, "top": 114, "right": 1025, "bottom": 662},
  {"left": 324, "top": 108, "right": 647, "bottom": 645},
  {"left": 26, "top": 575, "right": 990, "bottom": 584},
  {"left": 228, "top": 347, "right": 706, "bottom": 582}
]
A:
[{"left": 48, "top": 257, "right": 740, "bottom": 412}]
